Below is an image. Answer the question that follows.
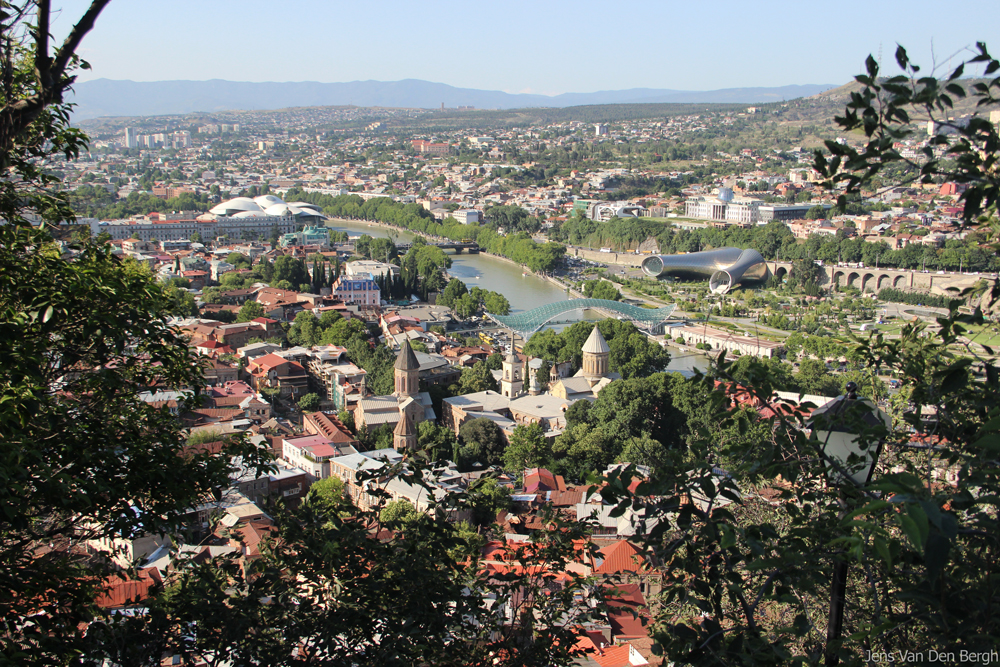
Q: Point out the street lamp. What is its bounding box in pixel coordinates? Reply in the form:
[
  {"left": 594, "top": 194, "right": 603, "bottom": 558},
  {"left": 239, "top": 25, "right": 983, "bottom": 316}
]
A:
[
  {"left": 808, "top": 381, "right": 891, "bottom": 487},
  {"left": 807, "top": 382, "right": 891, "bottom": 666}
]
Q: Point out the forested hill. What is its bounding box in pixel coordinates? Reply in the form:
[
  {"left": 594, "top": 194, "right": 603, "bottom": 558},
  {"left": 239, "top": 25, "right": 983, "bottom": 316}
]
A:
[{"left": 67, "top": 78, "right": 834, "bottom": 121}]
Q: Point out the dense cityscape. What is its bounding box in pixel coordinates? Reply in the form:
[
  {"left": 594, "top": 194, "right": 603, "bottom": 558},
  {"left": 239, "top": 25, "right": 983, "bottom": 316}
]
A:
[{"left": 3, "top": 3, "right": 1000, "bottom": 666}]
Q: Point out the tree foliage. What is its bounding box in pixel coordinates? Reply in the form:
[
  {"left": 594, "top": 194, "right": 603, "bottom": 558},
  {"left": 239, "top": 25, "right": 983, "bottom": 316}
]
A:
[
  {"left": 0, "top": 224, "right": 271, "bottom": 663},
  {"left": 599, "top": 44, "right": 1000, "bottom": 667}
]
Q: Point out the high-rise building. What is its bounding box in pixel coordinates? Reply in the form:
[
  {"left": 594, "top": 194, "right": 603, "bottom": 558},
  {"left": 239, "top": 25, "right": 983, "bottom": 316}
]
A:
[{"left": 124, "top": 127, "right": 137, "bottom": 149}]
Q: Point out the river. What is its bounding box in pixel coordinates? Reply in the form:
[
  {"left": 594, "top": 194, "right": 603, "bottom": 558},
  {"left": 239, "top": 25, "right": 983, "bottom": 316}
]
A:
[{"left": 325, "top": 218, "right": 709, "bottom": 375}]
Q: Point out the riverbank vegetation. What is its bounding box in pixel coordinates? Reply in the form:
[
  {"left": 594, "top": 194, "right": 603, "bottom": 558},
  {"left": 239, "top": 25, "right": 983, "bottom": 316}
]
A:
[{"left": 285, "top": 190, "right": 567, "bottom": 273}]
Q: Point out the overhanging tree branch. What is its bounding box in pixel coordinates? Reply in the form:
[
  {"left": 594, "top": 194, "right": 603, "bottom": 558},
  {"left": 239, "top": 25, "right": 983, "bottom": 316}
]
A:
[{"left": 0, "top": 0, "right": 111, "bottom": 151}]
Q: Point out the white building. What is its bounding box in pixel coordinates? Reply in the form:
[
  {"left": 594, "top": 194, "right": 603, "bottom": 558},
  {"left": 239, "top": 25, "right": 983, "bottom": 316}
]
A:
[
  {"left": 98, "top": 215, "right": 298, "bottom": 242},
  {"left": 450, "top": 209, "right": 481, "bottom": 225}
]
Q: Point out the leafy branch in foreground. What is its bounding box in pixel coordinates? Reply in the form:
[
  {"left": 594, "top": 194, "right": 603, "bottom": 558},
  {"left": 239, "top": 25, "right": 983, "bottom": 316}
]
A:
[
  {"left": 594, "top": 41, "right": 1000, "bottom": 667},
  {"left": 814, "top": 42, "right": 1000, "bottom": 223}
]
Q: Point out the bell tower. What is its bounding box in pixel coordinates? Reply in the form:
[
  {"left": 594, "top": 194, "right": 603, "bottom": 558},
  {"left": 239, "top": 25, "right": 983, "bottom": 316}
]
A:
[
  {"left": 394, "top": 340, "right": 420, "bottom": 398},
  {"left": 500, "top": 350, "right": 522, "bottom": 398}
]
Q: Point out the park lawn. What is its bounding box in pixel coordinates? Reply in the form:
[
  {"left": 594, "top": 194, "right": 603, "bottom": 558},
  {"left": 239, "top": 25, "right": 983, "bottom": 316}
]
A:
[
  {"left": 960, "top": 323, "right": 1000, "bottom": 348},
  {"left": 876, "top": 322, "right": 907, "bottom": 336}
]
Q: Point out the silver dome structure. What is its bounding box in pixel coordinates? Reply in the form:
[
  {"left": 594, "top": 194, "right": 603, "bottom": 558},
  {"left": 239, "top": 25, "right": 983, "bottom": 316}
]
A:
[
  {"left": 209, "top": 197, "right": 263, "bottom": 216},
  {"left": 641, "top": 247, "right": 769, "bottom": 294},
  {"left": 208, "top": 195, "right": 326, "bottom": 223}
]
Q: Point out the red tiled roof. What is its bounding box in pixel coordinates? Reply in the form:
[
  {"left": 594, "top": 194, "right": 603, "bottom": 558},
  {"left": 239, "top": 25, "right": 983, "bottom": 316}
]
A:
[
  {"left": 524, "top": 467, "right": 566, "bottom": 493},
  {"left": 95, "top": 569, "right": 161, "bottom": 609},
  {"left": 594, "top": 540, "right": 645, "bottom": 575},
  {"left": 230, "top": 520, "right": 275, "bottom": 557},
  {"left": 591, "top": 643, "right": 633, "bottom": 667},
  {"left": 548, "top": 486, "right": 586, "bottom": 507},
  {"left": 604, "top": 583, "right": 650, "bottom": 640},
  {"left": 305, "top": 443, "right": 339, "bottom": 458},
  {"left": 186, "top": 408, "right": 244, "bottom": 420},
  {"left": 304, "top": 412, "right": 357, "bottom": 445},
  {"left": 182, "top": 440, "right": 226, "bottom": 457},
  {"left": 250, "top": 353, "right": 290, "bottom": 371}
]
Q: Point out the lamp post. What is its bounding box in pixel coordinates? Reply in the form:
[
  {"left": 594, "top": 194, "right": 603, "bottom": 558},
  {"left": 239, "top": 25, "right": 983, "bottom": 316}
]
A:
[{"left": 807, "top": 382, "right": 891, "bottom": 667}]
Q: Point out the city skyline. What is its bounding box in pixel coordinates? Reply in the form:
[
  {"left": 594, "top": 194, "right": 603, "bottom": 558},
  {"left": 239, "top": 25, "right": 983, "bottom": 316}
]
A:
[{"left": 54, "top": 0, "right": 995, "bottom": 96}]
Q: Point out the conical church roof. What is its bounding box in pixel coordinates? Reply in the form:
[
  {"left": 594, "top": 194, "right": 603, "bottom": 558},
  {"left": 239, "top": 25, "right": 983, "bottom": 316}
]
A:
[
  {"left": 393, "top": 412, "right": 415, "bottom": 436},
  {"left": 394, "top": 340, "right": 420, "bottom": 371},
  {"left": 582, "top": 325, "right": 610, "bottom": 354}
]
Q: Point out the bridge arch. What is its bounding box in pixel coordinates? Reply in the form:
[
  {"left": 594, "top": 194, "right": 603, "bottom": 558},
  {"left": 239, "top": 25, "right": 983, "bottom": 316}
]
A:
[
  {"left": 832, "top": 271, "right": 844, "bottom": 287},
  {"left": 847, "top": 272, "right": 861, "bottom": 288},
  {"left": 486, "top": 298, "right": 676, "bottom": 337},
  {"left": 877, "top": 274, "right": 892, "bottom": 290},
  {"left": 893, "top": 274, "right": 908, "bottom": 287},
  {"left": 774, "top": 266, "right": 788, "bottom": 282},
  {"left": 861, "top": 273, "right": 876, "bottom": 293}
]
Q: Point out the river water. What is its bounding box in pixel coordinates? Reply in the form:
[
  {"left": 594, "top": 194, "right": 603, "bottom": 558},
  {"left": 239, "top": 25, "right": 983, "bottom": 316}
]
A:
[{"left": 325, "top": 218, "right": 709, "bottom": 375}]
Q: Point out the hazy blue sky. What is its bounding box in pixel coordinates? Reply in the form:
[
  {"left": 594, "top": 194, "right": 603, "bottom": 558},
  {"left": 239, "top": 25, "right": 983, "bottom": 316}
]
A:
[{"left": 55, "top": 0, "right": 995, "bottom": 95}]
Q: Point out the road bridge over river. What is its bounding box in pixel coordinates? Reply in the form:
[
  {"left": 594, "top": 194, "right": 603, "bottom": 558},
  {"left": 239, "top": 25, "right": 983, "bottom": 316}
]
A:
[{"left": 396, "top": 241, "right": 480, "bottom": 253}]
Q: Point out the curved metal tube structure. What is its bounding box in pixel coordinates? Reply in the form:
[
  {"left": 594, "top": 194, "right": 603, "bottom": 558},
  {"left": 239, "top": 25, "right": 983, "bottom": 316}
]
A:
[{"left": 640, "top": 247, "right": 769, "bottom": 294}]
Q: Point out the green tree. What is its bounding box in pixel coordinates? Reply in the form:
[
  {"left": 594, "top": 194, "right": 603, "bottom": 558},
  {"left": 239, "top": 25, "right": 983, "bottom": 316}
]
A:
[
  {"left": 459, "top": 417, "right": 507, "bottom": 468},
  {"left": 793, "top": 358, "right": 841, "bottom": 396},
  {"left": 0, "top": 12, "right": 276, "bottom": 659},
  {"left": 416, "top": 420, "right": 457, "bottom": 462},
  {"left": 437, "top": 277, "right": 468, "bottom": 308},
  {"left": 608, "top": 330, "right": 671, "bottom": 379},
  {"left": 163, "top": 283, "right": 198, "bottom": 317},
  {"left": 297, "top": 392, "right": 321, "bottom": 413},
  {"left": 502, "top": 423, "right": 550, "bottom": 473},
  {"left": 367, "top": 237, "right": 397, "bottom": 262},
  {"left": 355, "top": 234, "right": 373, "bottom": 259},
  {"left": 0, "top": 227, "right": 270, "bottom": 663},
  {"left": 454, "top": 292, "right": 480, "bottom": 319},
  {"left": 467, "top": 476, "right": 513, "bottom": 527},
  {"left": 535, "top": 360, "right": 551, "bottom": 392},
  {"left": 379, "top": 498, "right": 418, "bottom": 526},
  {"left": 225, "top": 252, "right": 250, "bottom": 268},
  {"left": 582, "top": 279, "right": 622, "bottom": 301},
  {"left": 622, "top": 44, "right": 1000, "bottom": 667},
  {"left": 456, "top": 360, "right": 498, "bottom": 394},
  {"left": 306, "top": 475, "right": 347, "bottom": 508},
  {"left": 272, "top": 255, "right": 308, "bottom": 287},
  {"left": 237, "top": 300, "right": 265, "bottom": 322},
  {"left": 319, "top": 316, "right": 368, "bottom": 347},
  {"left": 483, "top": 291, "right": 511, "bottom": 315},
  {"left": 288, "top": 311, "right": 321, "bottom": 347}
]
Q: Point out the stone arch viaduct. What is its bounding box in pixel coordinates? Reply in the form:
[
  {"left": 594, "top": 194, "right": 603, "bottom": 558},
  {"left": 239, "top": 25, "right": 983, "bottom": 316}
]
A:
[
  {"left": 769, "top": 261, "right": 957, "bottom": 292},
  {"left": 567, "top": 247, "right": 963, "bottom": 294}
]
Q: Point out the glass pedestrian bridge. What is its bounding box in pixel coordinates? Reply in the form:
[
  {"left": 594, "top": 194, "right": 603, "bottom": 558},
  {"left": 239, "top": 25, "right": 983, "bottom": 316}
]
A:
[{"left": 486, "top": 298, "right": 676, "bottom": 336}]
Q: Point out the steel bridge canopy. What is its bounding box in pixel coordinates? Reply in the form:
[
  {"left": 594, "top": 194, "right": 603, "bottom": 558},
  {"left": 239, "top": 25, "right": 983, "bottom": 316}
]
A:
[{"left": 486, "top": 298, "right": 676, "bottom": 335}]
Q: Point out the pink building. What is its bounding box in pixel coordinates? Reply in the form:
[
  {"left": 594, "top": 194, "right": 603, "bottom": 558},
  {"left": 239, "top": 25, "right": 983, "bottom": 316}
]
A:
[{"left": 332, "top": 274, "right": 380, "bottom": 307}]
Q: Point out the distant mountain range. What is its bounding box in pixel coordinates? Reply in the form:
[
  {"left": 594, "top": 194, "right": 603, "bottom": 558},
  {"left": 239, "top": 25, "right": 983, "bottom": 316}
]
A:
[{"left": 67, "top": 78, "right": 836, "bottom": 120}]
